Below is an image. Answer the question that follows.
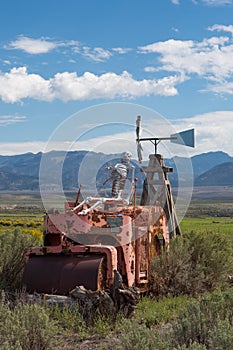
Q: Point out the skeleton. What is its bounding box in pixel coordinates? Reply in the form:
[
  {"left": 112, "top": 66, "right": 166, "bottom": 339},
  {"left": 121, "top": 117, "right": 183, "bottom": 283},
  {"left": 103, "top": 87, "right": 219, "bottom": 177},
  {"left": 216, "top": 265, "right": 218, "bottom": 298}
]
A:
[
  {"left": 111, "top": 151, "right": 134, "bottom": 198},
  {"left": 73, "top": 152, "right": 135, "bottom": 215}
]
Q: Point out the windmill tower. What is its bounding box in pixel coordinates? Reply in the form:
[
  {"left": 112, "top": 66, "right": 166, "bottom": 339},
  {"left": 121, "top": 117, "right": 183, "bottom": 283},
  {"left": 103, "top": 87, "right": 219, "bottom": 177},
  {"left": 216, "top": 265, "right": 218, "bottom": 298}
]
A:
[{"left": 136, "top": 116, "right": 195, "bottom": 238}]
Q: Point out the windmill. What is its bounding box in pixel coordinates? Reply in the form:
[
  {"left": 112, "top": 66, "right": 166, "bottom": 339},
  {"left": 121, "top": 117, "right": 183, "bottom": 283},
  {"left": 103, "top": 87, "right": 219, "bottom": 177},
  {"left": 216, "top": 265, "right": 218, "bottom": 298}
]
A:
[
  {"left": 136, "top": 115, "right": 195, "bottom": 237},
  {"left": 136, "top": 115, "right": 194, "bottom": 160}
]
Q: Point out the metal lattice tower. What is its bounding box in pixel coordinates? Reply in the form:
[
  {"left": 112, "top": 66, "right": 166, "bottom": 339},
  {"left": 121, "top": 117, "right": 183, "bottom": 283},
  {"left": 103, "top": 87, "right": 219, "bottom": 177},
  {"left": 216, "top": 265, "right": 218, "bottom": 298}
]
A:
[{"left": 140, "top": 153, "right": 181, "bottom": 238}]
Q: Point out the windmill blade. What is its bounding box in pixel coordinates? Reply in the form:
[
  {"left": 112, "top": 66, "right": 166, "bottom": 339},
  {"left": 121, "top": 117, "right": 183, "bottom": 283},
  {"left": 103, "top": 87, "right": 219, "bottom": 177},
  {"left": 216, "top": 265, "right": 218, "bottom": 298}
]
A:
[
  {"left": 137, "top": 142, "right": 143, "bottom": 163},
  {"left": 136, "top": 115, "right": 141, "bottom": 140},
  {"left": 136, "top": 115, "right": 143, "bottom": 162}
]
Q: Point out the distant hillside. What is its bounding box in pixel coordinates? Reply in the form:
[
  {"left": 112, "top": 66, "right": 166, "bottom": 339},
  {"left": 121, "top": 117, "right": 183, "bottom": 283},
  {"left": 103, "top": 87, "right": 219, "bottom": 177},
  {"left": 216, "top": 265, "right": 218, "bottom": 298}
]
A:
[
  {"left": 0, "top": 152, "right": 42, "bottom": 177},
  {"left": 0, "top": 150, "right": 232, "bottom": 191},
  {"left": 191, "top": 151, "right": 233, "bottom": 177},
  {"left": 166, "top": 151, "right": 233, "bottom": 178},
  {"left": 195, "top": 162, "right": 233, "bottom": 186},
  {"left": 0, "top": 171, "right": 38, "bottom": 191}
]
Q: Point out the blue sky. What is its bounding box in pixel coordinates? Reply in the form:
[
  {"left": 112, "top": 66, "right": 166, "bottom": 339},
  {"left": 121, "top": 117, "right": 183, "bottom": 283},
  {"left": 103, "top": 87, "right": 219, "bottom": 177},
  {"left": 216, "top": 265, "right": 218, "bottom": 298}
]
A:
[{"left": 0, "top": 0, "right": 233, "bottom": 156}]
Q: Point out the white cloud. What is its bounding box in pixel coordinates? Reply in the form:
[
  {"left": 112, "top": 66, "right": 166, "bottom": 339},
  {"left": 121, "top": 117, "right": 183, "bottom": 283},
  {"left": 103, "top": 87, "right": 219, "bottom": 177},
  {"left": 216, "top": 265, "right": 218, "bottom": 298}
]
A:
[
  {"left": 204, "top": 80, "right": 233, "bottom": 94},
  {"left": 171, "top": 0, "right": 180, "bottom": 4},
  {"left": 139, "top": 35, "right": 233, "bottom": 89},
  {"left": 0, "top": 67, "right": 52, "bottom": 103},
  {"left": 0, "top": 66, "right": 186, "bottom": 103},
  {"left": 174, "top": 111, "right": 233, "bottom": 156},
  {"left": 5, "top": 36, "right": 129, "bottom": 62},
  {"left": 202, "top": 0, "right": 233, "bottom": 6},
  {"left": 0, "top": 136, "right": 136, "bottom": 156},
  {"left": 192, "top": 0, "right": 233, "bottom": 5},
  {"left": 51, "top": 70, "right": 184, "bottom": 101},
  {"left": 7, "top": 36, "right": 58, "bottom": 54},
  {"left": 6, "top": 36, "right": 79, "bottom": 55},
  {"left": 144, "top": 66, "right": 159, "bottom": 72},
  {"left": 75, "top": 45, "right": 131, "bottom": 61},
  {"left": 112, "top": 47, "right": 132, "bottom": 54},
  {"left": 208, "top": 24, "right": 233, "bottom": 35},
  {"left": 0, "top": 115, "right": 26, "bottom": 126},
  {"left": 0, "top": 141, "right": 47, "bottom": 155},
  {"left": 3, "top": 60, "right": 11, "bottom": 65},
  {"left": 82, "top": 46, "right": 112, "bottom": 62}
]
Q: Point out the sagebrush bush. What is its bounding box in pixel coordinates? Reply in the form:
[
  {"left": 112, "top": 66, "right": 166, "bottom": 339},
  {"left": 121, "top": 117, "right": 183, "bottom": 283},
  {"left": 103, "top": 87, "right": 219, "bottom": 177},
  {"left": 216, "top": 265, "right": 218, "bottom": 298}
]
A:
[
  {"left": 115, "top": 319, "right": 170, "bottom": 350},
  {"left": 171, "top": 289, "right": 233, "bottom": 349},
  {"left": 134, "top": 295, "right": 191, "bottom": 327},
  {"left": 113, "top": 289, "right": 233, "bottom": 350},
  {"left": 150, "top": 232, "right": 233, "bottom": 297},
  {"left": 207, "top": 318, "right": 233, "bottom": 350},
  {"left": 0, "top": 293, "right": 57, "bottom": 350},
  {"left": 176, "top": 343, "right": 207, "bottom": 350},
  {"left": 0, "top": 230, "right": 41, "bottom": 290},
  {"left": 48, "top": 303, "right": 88, "bottom": 339}
]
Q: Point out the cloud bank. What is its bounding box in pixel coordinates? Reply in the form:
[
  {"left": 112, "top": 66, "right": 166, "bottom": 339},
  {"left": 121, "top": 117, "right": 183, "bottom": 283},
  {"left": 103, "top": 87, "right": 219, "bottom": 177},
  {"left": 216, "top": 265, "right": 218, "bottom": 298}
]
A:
[
  {"left": 0, "top": 67, "right": 186, "bottom": 103},
  {"left": 140, "top": 36, "right": 233, "bottom": 81},
  {"left": 0, "top": 111, "right": 232, "bottom": 156},
  {"left": 140, "top": 26, "right": 233, "bottom": 93},
  {"left": 174, "top": 111, "right": 233, "bottom": 156}
]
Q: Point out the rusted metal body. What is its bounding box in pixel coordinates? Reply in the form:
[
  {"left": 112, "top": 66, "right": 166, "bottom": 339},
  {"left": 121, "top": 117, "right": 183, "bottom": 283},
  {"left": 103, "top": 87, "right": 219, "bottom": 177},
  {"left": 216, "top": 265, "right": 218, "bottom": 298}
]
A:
[
  {"left": 23, "top": 153, "right": 179, "bottom": 295},
  {"left": 23, "top": 202, "right": 169, "bottom": 294}
]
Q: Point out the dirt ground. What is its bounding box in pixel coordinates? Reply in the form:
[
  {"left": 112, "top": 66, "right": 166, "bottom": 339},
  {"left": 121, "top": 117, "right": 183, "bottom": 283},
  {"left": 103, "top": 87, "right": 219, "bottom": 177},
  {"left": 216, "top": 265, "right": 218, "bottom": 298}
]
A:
[{"left": 55, "top": 333, "right": 119, "bottom": 350}]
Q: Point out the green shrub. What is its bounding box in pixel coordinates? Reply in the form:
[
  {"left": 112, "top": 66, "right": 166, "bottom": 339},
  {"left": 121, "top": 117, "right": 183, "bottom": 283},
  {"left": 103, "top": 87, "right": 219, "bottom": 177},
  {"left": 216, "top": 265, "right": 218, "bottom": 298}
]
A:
[
  {"left": 0, "top": 294, "right": 57, "bottom": 350},
  {"left": 184, "top": 232, "right": 233, "bottom": 291},
  {"left": 150, "top": 236, "right": 193, "bottom": 297},
  {"left": 48, "top": 303, "right": 87, "bottom": 339},
  {"left": 49, "top": 303, "right": 114, "bottom": 339},
  {"left": 207, "top": 318, "right": 233, "bottom": 350},
  {"left": 112, "top": 289, "right": 233, "bottom": 350},
  {"left": 115, "top": 319, "right": 170, "bottom": 350},
  {"left": 135, "top": 295, "right": 191, "bottom": 327},
  {"left": 0, "top": 230, "right": 40, "bottom": 290},
  {"left": 176, "top": 343, "right": 207, "bottom": 350},
  {"left": 171, "top": 289, "right": 233, "bottom": 349},
  {"left": 91, "top": 313, "right": 114, "bottom": 337},
  {"left": 150, "top": 232, "right": 233, "bottom": 297}
]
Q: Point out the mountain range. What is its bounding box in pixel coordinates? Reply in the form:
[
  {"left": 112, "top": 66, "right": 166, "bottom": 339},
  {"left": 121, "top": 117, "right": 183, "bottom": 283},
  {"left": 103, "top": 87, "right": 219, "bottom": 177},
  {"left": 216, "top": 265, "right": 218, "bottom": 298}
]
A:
[{"left": 0, "top": 150, "right": 232, "bottom": 191}]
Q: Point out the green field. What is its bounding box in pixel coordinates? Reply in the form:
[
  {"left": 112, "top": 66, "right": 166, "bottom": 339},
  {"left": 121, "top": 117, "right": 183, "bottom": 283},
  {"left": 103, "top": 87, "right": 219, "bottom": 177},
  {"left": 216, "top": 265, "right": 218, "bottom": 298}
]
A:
[
  {"left": 1, "top": 192, "right": 233, "bottom": 232},
  {"left": 0, "top": 193, "right": 44, "bottom": 240},
  {"left": 180, "top": 200, "right": 233, "bottom": 234},
  {"left": 180, "top": 216, "right": 233, "bottom": 234}
]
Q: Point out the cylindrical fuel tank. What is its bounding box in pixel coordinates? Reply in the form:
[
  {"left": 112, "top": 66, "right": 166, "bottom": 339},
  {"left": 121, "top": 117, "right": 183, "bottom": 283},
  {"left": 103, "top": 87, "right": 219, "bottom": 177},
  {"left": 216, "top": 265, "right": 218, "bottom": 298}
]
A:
[{"left": 23, "top": 254, "right": 105, "bottom": 295}]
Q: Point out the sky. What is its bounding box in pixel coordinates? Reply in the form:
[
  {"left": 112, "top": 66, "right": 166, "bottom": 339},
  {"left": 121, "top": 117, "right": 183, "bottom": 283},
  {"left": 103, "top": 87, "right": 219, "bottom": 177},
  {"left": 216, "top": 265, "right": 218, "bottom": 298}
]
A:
[{"left": 0, "top": 0, "right": 233, "bottom": 157}]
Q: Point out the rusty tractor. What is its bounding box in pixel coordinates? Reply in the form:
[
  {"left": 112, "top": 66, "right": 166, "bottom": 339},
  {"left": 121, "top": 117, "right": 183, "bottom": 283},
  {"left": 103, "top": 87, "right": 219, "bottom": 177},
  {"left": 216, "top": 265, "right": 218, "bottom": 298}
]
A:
[{"left": 23, "top": 117, "right": 193, "bottom": 297}]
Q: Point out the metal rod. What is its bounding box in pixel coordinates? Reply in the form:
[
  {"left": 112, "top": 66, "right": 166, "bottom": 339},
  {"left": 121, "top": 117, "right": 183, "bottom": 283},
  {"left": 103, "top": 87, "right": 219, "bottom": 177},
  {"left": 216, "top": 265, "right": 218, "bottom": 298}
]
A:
[
  {"left": 138, "top": 137, "right": 177, "bottom": 155},
  {"left": 138, "top": 137, "right": 177, "bottom": 141}
]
